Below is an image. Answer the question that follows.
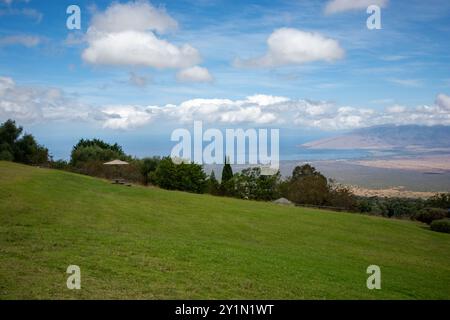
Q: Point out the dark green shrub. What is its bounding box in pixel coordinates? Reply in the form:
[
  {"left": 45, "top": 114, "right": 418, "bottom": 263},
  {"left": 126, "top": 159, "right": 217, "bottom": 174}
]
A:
[
  {"left": 329, "top": 185, "right": 357, "bottom": 211},
  {"left": 381, "top": 198, "right": 421, "bottom": 218},
  {"left": 357, "top": 199, "right": 373, "bottom": 213},
  {"left": 152, "top": 157, "right": 207, "bottom": 194},
  {"left": 50, "top": 159, "right": 70, "bottom": 170},
  {"left": 426, "top": 193, "right": 450, "bottom": 210},
  {"left": 430, "top": 219, "right": 450, "bottom": 234},
  {"left": 414, "top": 207, "right": 448, "bottom": 224},
  {"left": 0, "top": 148, "right": 14, "bottom": 161}
]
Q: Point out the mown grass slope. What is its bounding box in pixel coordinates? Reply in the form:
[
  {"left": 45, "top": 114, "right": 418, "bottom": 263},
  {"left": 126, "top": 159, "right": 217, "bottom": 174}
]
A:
[{"left": 0, "top": 161, "right": 449, "bottom": 299}]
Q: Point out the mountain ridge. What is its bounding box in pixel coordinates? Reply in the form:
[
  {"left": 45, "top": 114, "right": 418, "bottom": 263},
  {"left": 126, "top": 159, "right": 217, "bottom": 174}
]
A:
[{"left": 302, "top": 125, "right": 450, "bottom": 150}]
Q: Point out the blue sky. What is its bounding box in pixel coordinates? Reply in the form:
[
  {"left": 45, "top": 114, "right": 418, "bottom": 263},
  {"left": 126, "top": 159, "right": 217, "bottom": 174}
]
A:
[{"left": 1, "top": 0, "right": 450, "bottom": 159}]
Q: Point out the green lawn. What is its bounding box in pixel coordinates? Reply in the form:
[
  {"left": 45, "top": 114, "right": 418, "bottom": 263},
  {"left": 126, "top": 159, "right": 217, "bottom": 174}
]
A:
[{"left": 0, "top": 161, "right": 449, "bottom": 299}]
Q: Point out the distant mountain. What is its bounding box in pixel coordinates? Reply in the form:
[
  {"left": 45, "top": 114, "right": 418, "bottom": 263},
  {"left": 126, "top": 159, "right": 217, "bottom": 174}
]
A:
[{"left": 302, "top": 125, "right": 450, "bottom": 150}]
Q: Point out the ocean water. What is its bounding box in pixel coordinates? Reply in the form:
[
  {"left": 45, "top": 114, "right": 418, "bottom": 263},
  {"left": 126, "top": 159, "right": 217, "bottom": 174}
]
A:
[{"left": 281, "top": 148, "right": 371, "bottom": 161}]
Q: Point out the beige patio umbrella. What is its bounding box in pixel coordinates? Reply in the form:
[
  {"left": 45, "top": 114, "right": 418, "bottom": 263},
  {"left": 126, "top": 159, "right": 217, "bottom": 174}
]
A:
[
  {"left": 104, "top": 160, "right": 129, "bottom": 166},
  {"left": 104, "top": 159, "right": 129, "bottom": 182}
]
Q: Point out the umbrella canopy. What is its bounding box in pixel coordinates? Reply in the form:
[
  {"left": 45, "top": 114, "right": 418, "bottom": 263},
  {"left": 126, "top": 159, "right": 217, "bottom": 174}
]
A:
[{"left": 104, "top": 159, "right": 129, "bottom": 165}]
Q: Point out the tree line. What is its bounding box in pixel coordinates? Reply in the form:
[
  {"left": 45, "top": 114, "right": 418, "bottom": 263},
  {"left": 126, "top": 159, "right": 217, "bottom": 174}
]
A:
[{"left": 1, "top": 119, "right": 449, "bottom": 231}]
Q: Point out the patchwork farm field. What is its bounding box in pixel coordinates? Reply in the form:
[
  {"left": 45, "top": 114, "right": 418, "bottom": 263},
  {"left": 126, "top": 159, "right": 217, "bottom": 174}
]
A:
[{"left": 0, "top": 161, "right": 449, "bottom": 299}]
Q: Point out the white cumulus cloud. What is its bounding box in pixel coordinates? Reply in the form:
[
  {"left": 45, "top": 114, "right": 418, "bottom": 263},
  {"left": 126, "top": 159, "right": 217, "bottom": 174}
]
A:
[
  {"left": 83, "top": 30, "right": 200, "bottom": 68},
  {"left": 436, "top": 93, "right": 450, "bottom": 111},
  {"left": 89, "top": 1, "right": 177, "bottom": 34},
  {"left": 82, "top": 1, "right": 202, "bottom": 70},
  {"left": 0, "top": 76, "right": 91, "bottom": 123},
  {"left": 2, "top": 75, "right": 450, "bottom": 131},
  {"left": 101, "top": 105, "right": 155, "bottom": 130},
  {"left": 176, "top": 66, "right": 213, "bottom": 83},
  {"left": 246, "top": 94, "right": 289, "bottom": 106},
  {"left": 386, "top": 105, "right": 407, "bottom": 114},
  {"left": 237, "top": 28, "right": 344, "bottom": 67}
]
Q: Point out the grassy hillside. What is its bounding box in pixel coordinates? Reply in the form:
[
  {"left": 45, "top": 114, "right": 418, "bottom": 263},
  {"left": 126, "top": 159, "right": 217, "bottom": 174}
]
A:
[{"left": 0, "top": 161, "right": 449, "bottom": 299}]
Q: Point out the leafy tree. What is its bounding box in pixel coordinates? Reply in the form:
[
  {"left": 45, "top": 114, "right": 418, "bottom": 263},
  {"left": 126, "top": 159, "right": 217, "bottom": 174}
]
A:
[
  {"left": 70, "top": 138, "right": 127, "bottom": 167},
  {"left": 0, "top": 119, "right": 22, "bottom": 161},
  {"left": 15, "top": 134, "right": 49, "bottom": 165},
  {"left": 0, "top": 119, "right": 22, "bottom": 146},
  {"left": 285, "top": 164, "right": 330, "bottom": 205},
  {"left": 329, "top": 184, "right": 357, "bottom": 210},
  {"left": 176, "top": 162, "right": 207, "bottom": 193},
  {"left": 139, "top": 156, "right": 161, "bottom": 185},
  {"left": 152, "top": 157, "right": 207, "bottom": 194},
  {"left": 0, "top": 119, "right": 48, "bottom": 165},
  {"left": 152, "top": 157, "right": 177, "bottom": 189},
  {"left": 226, "top": 167, "right": 281, "bottom": 201},
  {"left": 288, "top": 175, "right": 329, "bottom": 205},
  {"left": 229, "top": 168, "right": 259, "bottom": 199},
  {"left": 255, "top": 170, "right": 282, "bottom": 201},
  {"left": 72, "top": 138, "right": 124, "bottom": 154},
  {"left": 292, "top": 164, "right": 319, "bottom": 180},
  {"left": 382, "top": 198, "right": 421, "bottom": 218},
  {"left": 207, "top": 170, "right": 220, "bottom": 195}
]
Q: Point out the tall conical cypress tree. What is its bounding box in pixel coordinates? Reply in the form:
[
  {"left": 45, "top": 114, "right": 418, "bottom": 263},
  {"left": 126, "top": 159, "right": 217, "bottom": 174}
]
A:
[{"left": 221, "top": 156, "right": 233, "bottom": 183}]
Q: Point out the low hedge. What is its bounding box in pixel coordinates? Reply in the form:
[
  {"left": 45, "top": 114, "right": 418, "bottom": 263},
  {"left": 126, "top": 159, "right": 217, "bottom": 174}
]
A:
[
  {"left": 430, "top": 219, "right": 450, "bottom": 234},
  {"left": 414, "top": 207, "right": 448, "bottom": 224}
]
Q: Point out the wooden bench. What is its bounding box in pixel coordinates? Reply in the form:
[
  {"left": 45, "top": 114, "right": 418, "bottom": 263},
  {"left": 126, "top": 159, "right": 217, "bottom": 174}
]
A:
[{"left": 112, "top": 178, "right": 126, "bottom": 185}]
